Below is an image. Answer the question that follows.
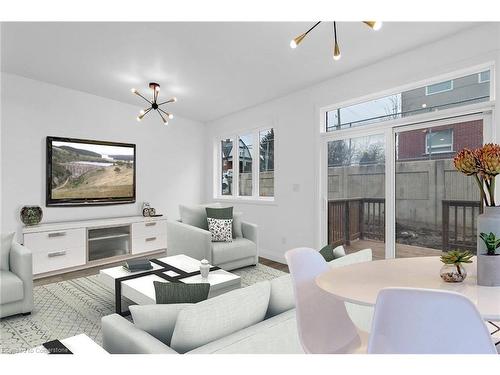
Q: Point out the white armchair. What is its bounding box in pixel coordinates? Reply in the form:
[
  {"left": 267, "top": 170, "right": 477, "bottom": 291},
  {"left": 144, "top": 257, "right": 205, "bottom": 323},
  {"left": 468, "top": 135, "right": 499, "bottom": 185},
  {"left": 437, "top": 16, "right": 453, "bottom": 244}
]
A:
[
  {"left": 167, "top": 204, "right": 258, "bottom": 271},
  {"left": 0, "top": 234, "right": 34, "bottom": 318}
]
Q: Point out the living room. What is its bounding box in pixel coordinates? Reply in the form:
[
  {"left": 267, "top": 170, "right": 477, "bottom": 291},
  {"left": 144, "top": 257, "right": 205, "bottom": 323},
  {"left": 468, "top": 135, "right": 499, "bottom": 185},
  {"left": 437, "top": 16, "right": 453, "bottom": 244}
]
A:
[{"left": 1, "top": 1, "right": 500, "bottom": 372}]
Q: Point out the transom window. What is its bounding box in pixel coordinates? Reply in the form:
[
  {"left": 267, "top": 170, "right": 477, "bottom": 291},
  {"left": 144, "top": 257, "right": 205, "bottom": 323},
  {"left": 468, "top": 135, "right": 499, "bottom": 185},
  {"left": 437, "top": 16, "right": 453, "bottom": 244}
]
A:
[
  {"left": 216, "top": 128, "right": 274, "bottom": 200},
  {"left": 325, "top": 69, "right": 491, "bottom": 132}
]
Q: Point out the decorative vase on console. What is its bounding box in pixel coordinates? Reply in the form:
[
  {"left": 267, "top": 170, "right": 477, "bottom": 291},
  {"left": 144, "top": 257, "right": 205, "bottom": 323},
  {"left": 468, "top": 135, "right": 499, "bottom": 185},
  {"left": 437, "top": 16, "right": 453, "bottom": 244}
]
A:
[
  {"left": 454, "top": 144, "right": 500, "bottom": 286},
  {"left": 200, "top": 259, "right": 210, "bottom": 279}
]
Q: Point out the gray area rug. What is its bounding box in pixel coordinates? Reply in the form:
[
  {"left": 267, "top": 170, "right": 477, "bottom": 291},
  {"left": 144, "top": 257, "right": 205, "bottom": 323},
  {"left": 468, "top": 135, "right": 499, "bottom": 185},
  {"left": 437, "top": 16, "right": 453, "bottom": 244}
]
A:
[{"left": 0, "top": 263, "right": 286, "bottom": 353}]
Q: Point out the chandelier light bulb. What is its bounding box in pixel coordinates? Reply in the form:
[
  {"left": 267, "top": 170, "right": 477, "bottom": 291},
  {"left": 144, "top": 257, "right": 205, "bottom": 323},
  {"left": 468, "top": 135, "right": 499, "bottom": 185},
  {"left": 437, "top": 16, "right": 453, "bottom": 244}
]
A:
[
  {"left": 131, "top": 88, "right": 138, "bottom": 94},
  {"left": 168, "top": 113, "right": 174, "bottom": 119},
  {"left": 290, "top": 39, "right": 297, "bottom": 49},
  {"left": 139, "top": 109, "right": 145, "bottom": 115},
  {"left": 172, "top": 97, "right": 178, "bottom": 103},
  {"left": 333, "top": 42, "right": 341, "bottom": 61},
  {"left": 372, "top": 21, "right": 383, "bottom": 31},
  {"left": 136, "top": 116, "right": 142, "bottom": 122},
  {"left": 163, "top": 119, "right": 169, "bottom": 125}
]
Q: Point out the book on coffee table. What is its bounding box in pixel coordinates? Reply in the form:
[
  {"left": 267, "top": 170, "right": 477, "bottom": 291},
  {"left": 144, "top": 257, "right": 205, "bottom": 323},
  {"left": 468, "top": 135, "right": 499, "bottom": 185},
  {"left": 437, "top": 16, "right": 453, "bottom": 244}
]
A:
[{"left": 123, "top": 258, "right": 152, "bottom": 272}]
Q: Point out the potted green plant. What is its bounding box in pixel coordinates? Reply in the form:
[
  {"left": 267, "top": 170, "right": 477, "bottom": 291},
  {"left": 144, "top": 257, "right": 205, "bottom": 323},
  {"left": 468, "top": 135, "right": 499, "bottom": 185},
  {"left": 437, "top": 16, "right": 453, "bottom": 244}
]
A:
[
  {"left": 454, "top": 144, "right": 500, "bottom": 286},
  {"left": 440, "top": 250, "right": 473, "bottom": 283}
]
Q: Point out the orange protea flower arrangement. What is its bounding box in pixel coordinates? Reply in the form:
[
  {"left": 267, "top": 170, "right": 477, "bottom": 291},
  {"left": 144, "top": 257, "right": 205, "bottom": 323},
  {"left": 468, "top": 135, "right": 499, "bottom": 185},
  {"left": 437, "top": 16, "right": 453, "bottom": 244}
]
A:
[
  {"left": 454, "top": 148, "right": 479, "bottom": 175},
  {"left": 455, "top": 144, "right": 500, "bottom": 206}
]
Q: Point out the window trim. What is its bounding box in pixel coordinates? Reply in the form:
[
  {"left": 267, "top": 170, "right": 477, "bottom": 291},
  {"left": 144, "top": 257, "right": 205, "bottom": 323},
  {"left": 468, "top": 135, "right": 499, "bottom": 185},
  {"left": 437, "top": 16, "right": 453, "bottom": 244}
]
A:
[
  {"left": 425, "top": 80, "right": 454, "bottom": 96},
  {"left": 319, "top": 62, "right": 495, "bottom": 134},
  {"left": 214, "top": 125, "right": 276, "bottom": 202},
  {"left": 424, "top": 128, "right": 454, "bottom": 154}
]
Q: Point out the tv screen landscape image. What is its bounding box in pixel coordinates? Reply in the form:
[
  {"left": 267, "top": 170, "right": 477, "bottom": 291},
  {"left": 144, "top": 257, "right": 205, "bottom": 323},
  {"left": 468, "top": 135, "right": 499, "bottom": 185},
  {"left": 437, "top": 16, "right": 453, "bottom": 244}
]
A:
[{"left": 46, "top": 137, "right": 136, "bottom": 206}]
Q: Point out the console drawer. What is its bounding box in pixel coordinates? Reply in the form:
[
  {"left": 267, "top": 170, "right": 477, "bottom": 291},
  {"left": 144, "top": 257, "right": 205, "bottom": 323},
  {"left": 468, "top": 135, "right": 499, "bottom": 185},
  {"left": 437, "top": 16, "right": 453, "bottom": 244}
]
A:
[
  {"left": 33, "top": 246, "right": 86, "bottom": 275},
  {"left": 131, "top": 221, "right": 167, "bottom": 238},
  {"left": 24, "top": 228, "right": 86, "bottom": 253},
  {"left": 132, "top": 233, "right": 167, "bottom": 255}
]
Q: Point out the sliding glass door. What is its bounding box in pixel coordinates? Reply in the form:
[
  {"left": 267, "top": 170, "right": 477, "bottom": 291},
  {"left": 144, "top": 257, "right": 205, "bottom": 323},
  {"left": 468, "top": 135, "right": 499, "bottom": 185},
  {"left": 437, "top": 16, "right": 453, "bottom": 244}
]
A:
[
  {"left": 322, "top": 114, "right": 490, "bottom": 259},
  {"left": 326, "top": 134, "right": 386, "bottom": 260},
  {"left": 394, "top": 118, "right": 484, "bottom": 257}
]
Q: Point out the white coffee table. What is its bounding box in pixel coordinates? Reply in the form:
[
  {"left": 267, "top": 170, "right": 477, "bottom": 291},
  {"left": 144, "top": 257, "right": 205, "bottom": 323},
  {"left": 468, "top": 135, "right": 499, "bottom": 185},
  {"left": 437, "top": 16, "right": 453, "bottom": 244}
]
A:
[
  {"left": 99, "top": 254, "right": 241, "bottom": 314},
  {"left": 23, "top": 334, "right": 107, "bottom": 354}
]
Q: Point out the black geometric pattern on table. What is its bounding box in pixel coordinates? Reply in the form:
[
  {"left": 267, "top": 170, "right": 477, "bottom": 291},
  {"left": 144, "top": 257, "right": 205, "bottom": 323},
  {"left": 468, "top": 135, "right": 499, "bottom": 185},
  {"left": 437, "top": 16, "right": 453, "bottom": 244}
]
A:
[
  {"left": 0, "top": 263, "right": 286, "bottom": 354},
  {"left": 207, "top": 218, "right": 233, "bottom": 242},
  {"left": 114, "top": 258, "right": 220, "bottom": 316}
]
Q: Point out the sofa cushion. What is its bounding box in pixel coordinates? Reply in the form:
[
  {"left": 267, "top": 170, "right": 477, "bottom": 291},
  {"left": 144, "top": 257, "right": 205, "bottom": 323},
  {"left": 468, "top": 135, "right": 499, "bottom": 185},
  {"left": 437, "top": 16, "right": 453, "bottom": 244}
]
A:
[
  {"left": 211, "top": 237, "right": 257, "bottom": 265},
  {"left": 0, "top": 270, "right": 24, "bottom": 304},
  {"left": 319, "top": 244, "right": 345, "bottom": 262},
  {"left": 206, "top": 206, "right": 233, "bottom": 220},
  {"left": 188, "top": 308, "right": 302, "bottom": 354},
  {"left": 154, "top": 281, "right": 210, "bottom": 304},
  {"left": 130, "top": 304, "right": 191, "bottom": 345},
  {"left": 232, "top": 212, "right": 243, "bottom": 238},
  {"left": 1, "top": 232, "right": 14, "bottom": 271},
  {"left": 170, "top": 280, "right": 271, "bottom": 353},
  {"left": 266, "top": 274, "right": 295, "bottom": 318},
  {"left": 207, "top": 218, "right": 233, "bottom": 242},
  {"left": 179, "top": 205, "right": 210, "bottom": 230},
  {"left": 179, "top": 203, "right": 222, "bottom": 230}
]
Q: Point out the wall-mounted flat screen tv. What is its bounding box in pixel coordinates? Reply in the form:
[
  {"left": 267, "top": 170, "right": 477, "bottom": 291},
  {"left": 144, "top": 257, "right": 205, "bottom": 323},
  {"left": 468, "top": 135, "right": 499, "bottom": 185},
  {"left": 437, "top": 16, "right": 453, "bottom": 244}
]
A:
[{"left": 46, "top": 137, "right": 136, "bottom": 206}]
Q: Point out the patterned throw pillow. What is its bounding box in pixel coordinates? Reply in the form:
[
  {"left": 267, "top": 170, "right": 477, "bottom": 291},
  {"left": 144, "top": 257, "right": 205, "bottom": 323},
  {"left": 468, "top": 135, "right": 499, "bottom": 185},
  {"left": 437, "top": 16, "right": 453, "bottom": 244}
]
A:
[{"left": 207, "top": 218, "right": 233, "bottom": 242}]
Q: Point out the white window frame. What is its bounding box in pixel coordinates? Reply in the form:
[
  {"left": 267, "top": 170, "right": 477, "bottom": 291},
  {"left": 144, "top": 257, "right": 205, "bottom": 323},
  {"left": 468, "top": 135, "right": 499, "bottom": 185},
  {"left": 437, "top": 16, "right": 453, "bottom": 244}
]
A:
[
  {"left": 425, "top": 80, "right": 454, "bottom": 96},
  {"left": 318, "top": 62, "right": 496, "bottom": 258},
  {"left": 424, "top": 128, "right": 454, "bottom": 154},
  {"left": 320, "top": 63, "right": 495, "bottom": 134},
  {"left": 213, "top": 125, "right": 276, "bottom": 204}
]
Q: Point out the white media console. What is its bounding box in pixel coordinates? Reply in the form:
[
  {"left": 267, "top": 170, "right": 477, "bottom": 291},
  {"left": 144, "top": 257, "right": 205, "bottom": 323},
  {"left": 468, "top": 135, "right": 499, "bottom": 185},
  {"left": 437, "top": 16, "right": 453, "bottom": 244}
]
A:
[{"left": 22, "top": 216, "right": 167, "bottom": 279}]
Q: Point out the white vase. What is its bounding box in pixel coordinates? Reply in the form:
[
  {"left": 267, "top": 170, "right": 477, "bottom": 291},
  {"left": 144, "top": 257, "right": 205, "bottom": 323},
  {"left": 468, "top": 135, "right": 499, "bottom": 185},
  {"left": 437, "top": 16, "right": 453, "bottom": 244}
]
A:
[
  {"left": 200, "top": 259, "right": 210, "bottom": 279},
  {"left": 476, "top": 206, "right": 500, "bottom": 286}
]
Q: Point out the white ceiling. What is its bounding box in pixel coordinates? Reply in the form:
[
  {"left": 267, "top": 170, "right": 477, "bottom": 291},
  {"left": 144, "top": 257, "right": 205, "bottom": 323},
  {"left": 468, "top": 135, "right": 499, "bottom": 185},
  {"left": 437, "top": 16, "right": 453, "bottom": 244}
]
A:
[{"left": 1, "top": 22, "right": 479, "bottom": 122}]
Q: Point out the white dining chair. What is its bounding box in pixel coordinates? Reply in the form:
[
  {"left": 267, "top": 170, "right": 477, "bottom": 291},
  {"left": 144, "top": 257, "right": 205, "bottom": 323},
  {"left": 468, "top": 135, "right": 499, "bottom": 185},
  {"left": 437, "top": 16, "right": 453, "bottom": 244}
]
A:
[
  {"left": 367, "top": 287, "right": 497, "bottom": 354},
  {"left": 285, "top": 247, "right": 368, "bottom": 354}
]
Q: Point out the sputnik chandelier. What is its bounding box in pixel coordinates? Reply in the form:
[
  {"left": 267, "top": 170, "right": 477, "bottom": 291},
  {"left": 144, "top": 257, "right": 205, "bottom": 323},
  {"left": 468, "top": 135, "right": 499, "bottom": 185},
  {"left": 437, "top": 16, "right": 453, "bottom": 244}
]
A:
[
  {"left": 130, "top": 82, "right": 177, "bottom": 125},
  {"left": 290, "top": 21, "right": 382, "bottom": 61}
]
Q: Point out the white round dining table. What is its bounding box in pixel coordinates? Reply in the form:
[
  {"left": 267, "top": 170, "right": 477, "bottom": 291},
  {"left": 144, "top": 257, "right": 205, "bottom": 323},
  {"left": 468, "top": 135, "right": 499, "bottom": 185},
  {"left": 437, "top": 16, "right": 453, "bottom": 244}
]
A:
[{"left": 316, "top": 256, "right": 500, "bottom": 321}]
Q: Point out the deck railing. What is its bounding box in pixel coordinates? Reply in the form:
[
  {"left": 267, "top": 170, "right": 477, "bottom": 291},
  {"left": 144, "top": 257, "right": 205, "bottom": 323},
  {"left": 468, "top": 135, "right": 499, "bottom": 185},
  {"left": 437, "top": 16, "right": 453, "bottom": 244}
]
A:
[
  {"left": 442, "top": 200, "right": 481, "bottom": 252},
  {"left": 327, "top": 198, "right": 385, "bottom": 247},
  {"left": 328, "top": 198, "right": 481, "bottom": 252}
]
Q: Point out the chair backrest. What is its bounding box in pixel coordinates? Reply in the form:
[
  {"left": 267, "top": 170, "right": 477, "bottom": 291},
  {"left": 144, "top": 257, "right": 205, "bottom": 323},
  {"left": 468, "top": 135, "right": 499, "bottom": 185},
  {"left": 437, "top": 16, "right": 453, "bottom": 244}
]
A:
[
  {"left": 368, "top": 287, "right": 497, "bottom": 354},
  {"left": 285, "top": 247, "right": 360, "bottom": 354}
]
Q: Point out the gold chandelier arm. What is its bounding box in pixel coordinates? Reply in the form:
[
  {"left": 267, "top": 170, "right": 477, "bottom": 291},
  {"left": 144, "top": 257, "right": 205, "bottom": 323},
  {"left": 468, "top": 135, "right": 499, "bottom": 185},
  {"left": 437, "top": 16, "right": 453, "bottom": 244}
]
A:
[
  {"left": 157, "top": 98, "right": 177, "bottom": 106},
  {"left": 157, "top": 110, "right": 168, "bottom": 124},
  {"left": 290, "top": 21, "right": 321, "bottom": 48},
  {"left": 134, "top": 90, "right": 153, "bottom": 104}
]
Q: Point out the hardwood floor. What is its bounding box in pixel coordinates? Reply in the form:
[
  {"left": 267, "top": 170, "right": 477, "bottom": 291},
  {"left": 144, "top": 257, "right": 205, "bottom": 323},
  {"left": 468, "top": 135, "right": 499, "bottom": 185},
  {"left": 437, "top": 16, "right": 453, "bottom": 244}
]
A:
[
  {"left": 34, "top": 254, "right": 289, "bottom": 286},
  {"left": 259, "top": 257, "right": 289, "bottom": 273}
]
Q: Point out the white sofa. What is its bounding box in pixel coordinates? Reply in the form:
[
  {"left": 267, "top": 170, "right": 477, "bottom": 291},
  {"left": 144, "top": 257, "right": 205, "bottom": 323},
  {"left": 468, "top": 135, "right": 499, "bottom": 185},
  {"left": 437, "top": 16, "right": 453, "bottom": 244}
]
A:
[
  {"left": 166, "top": 204, "right": 258, "bottom": 271},
  {"left": 101, "top": 249, "right": 373, "bottom": 354},
  {"left": 0, "top": 235, "right": 33, "bottom": 319}
]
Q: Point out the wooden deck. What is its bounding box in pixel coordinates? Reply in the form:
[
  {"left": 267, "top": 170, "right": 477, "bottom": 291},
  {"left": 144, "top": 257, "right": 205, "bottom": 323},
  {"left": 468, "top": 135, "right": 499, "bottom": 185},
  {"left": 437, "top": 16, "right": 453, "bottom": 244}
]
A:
[{"left": 346, "top": 239, "right": 442, "bottom": 260}]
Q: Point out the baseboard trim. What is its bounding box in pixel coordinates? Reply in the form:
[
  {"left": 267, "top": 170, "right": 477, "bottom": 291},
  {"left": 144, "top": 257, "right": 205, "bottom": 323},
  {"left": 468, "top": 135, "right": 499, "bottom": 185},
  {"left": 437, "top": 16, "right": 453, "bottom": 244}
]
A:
[{"left": 259, "top": 248, "right": 285, "bottom": 264}]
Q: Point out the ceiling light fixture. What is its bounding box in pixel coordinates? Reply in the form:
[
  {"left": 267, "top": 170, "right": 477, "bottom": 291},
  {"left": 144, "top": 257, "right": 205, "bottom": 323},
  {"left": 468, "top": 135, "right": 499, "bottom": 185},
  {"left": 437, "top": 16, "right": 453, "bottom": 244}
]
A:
[
  {"left": 130, "top": 82, "right": 177, "bottom": 125},
  {"left": 290, "top": 21, "right": 382, "bottom": 61}
]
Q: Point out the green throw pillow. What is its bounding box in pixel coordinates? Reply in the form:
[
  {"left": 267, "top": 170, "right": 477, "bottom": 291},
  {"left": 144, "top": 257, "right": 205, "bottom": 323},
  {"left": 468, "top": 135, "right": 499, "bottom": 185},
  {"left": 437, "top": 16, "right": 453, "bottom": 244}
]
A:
[
  {"left": 319, "top": 244, "right": 346, "bottom": 262},
  {"left": 154, "top": 281, "right": 210, "bottom": 304},
  {"left": 206, "top": 206, "right": 233, "bottom": 220}
]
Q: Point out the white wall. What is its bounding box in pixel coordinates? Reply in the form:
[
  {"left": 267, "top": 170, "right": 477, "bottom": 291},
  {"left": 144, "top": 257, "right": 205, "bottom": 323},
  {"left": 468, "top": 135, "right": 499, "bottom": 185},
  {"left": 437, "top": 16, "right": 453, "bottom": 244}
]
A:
[
  {"left": 205, "top": 23, "right": 500, "bottom": 262},
  {"left": 1, "top": 73, "right": 207, "bottom": 240}
]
